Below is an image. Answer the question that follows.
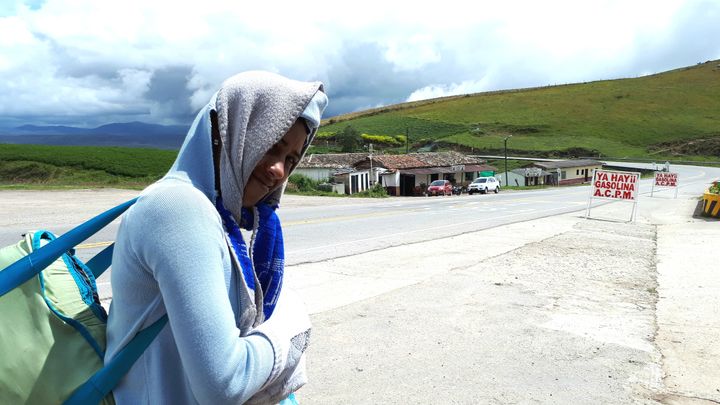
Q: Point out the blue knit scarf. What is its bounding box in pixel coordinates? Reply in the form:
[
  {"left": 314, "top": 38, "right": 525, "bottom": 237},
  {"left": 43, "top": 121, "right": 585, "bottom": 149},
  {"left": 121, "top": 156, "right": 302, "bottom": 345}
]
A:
[{"left": 215, "top": 197, "right": 284, "bottom": 319}]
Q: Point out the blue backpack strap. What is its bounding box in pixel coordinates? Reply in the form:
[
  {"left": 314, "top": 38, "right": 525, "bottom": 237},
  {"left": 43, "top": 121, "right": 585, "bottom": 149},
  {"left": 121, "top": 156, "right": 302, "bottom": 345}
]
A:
[
  {"left": 86, "top": 243, "right": 115, "bottom": 279},
  {"left": 0, "top": 198, "right": 137, "bottom": 297},
  {"left": 63, "top": 315, "right": 169, "bottom": 405}
]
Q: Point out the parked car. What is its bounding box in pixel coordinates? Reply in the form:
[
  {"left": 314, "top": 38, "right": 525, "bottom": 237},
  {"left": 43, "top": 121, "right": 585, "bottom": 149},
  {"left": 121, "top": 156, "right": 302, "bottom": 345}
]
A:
[
  {"left": 427, "top": 179, "right": 452, "bottom": 196},
  {"left": 468, "top": 177, "right": 500, "bottom": 194}
]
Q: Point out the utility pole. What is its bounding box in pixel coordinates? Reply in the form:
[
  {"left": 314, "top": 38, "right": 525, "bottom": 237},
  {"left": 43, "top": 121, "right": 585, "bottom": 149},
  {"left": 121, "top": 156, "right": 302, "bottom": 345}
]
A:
[
  {"left": 556, "top": 168, "right": 561, "bottom": 187},
  {"left": 369, "top": 143, "right": 374, "bottom": 187},
  {"left": 405, "top": 127, "right": 409, "bottom": 154},
  {"left": 503, "top": 135, "right": 512, "bottom": 188}
]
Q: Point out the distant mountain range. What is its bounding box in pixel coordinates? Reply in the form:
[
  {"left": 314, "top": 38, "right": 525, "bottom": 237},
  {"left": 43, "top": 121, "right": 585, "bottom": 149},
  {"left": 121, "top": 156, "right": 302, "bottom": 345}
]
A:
[{"left": 0, "top": 121, "right": 189, "bottom": 149}]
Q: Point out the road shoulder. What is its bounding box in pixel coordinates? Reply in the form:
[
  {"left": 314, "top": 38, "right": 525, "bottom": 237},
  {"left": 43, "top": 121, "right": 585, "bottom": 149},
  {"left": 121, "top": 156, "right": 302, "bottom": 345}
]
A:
[
  {"left": 294, "top": 212, "right": 664, "bottom": 404},
  {"left": 655, "top": 219, "right": 720, "bottom": 403}
]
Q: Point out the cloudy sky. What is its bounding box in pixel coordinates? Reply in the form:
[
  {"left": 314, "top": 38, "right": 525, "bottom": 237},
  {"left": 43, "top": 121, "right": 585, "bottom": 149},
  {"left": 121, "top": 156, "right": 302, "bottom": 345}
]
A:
[{"left": 1, "top": 0, "right": 718, "bottom": 128}]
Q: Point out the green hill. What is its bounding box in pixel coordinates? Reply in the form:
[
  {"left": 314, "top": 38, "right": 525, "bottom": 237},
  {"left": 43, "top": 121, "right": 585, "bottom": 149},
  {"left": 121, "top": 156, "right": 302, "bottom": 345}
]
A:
[
  {"left": 0, "top": 144, "right": 177, "bottom": 188},
  {"left": 319, "top": 60, "right": 720, "bottom": 160}
]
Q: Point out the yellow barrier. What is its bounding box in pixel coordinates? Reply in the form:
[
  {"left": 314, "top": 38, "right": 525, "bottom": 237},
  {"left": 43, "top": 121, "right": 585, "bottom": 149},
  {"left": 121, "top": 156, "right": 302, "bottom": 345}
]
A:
[{"left": 702, "top": 190, "right": 720, "bottom": 218}]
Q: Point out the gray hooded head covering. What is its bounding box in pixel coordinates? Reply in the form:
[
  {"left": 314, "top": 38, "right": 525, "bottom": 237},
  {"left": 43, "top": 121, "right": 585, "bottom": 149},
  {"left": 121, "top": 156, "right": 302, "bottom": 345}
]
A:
[{"left": 215, "top": 71, "right": 327, "bottom": 221}]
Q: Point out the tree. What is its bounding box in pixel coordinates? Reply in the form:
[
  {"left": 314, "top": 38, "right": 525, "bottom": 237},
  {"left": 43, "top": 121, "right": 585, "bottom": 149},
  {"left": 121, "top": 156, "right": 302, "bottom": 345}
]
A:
[{"left": 337, "top": 125, "right": 361, "bottom": 152}]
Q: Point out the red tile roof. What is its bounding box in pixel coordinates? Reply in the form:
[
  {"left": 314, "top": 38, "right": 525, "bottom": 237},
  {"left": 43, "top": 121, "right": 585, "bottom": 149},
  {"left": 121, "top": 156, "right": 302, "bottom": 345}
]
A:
[
  {"left": 370, "top": 154, "right": 428, "bottom": 169},
  {"left": 298, "top": 153, "right": 367, "bottom": 168},
  {"left": 365, "top": 151, "right": 486, "bottom": 170},
  {"left": 299, "top": 151, "right": 492, "bottom": 172}
]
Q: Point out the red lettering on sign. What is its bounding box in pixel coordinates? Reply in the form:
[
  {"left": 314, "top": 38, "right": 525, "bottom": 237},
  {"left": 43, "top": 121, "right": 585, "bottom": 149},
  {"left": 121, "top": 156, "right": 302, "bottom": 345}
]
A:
[
  {"left": 591, "top": 170, "right": 639, "bottom": 201},
  {"left": 655, "top": 172, "right": 678, "bottom": 187}
]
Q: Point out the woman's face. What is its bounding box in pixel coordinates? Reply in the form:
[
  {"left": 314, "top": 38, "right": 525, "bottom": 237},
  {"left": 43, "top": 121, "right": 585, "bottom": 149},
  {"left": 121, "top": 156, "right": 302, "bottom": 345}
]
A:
[{"left": 242, "top": 120, "right": 307, "bottom": 207}]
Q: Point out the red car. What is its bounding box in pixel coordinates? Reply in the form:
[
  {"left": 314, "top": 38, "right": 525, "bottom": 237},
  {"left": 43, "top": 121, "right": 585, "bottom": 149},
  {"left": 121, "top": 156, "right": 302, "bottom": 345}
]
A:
[{"left": 427, "top": 179, "right": 452, "bottom": 196}]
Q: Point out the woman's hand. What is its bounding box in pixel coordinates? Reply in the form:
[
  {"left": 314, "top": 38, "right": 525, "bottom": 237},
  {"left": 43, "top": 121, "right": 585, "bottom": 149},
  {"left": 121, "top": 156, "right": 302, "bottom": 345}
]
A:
[{"left": 248, "top": 287, "right": 311, "bottom": 403}]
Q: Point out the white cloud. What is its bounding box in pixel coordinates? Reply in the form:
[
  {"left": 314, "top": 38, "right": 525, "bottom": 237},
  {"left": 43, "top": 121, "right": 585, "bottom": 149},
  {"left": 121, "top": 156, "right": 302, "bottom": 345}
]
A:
[
  {"left": 407, "top": 78, "right": 493, "bottom": 102},
  {"left": 384, "top": 34, "right": 442, "bottom": 71},
  {"left": 0, "top": 0, "right": 717, "bottom": 126}
]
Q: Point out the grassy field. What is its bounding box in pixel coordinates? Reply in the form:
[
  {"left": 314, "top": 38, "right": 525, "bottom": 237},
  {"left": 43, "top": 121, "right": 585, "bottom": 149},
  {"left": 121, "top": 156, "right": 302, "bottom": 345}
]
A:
[
  {"left": 0, "top": 144, "right": 177, "bottom": 188},
  {"left": 321, "top": 60, "right": 720, "bottom": 160},
  {"left": 0, "top": 144, "right": 389, "bottom": 195}
]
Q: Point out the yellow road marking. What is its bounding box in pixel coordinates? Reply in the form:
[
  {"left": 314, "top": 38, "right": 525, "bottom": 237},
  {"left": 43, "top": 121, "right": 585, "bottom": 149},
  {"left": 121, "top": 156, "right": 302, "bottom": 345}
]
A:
[
  {"left": 75, "top": 241, "right": 114, "bottom": 250},
  {"left": 77, "top": 194, "right": 574, "bottom": 241},
  {"left": 75, "top": 211, "right": 420, "bottom": 247}
]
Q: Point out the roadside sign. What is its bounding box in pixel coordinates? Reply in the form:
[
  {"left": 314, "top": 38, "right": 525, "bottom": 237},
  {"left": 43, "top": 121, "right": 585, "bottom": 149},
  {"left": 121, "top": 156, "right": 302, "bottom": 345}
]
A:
[
  {"left": 591, "top": 170, "right": 640, "bottom": 201},
  {"left": 654, "top": 172, "right": 677, "bottom": 187},
  {"left": 585, "top": 169, "right": 640, "bottom": 222},
  {"left": 651, "top": 172, "right": 679, "bottom": 198}
]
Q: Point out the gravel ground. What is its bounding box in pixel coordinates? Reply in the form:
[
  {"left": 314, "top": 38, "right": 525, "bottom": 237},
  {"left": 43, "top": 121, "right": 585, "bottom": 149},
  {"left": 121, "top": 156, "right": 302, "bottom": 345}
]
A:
[{"left": 301, "top": 217, "right": 663, "bottom": 404}]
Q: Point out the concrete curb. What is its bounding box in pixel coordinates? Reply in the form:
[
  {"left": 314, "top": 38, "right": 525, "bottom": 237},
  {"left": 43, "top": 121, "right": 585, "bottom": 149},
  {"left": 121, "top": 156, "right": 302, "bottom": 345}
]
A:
[{"left": 701, "top": 189, "right": 720, "bottom": 218}]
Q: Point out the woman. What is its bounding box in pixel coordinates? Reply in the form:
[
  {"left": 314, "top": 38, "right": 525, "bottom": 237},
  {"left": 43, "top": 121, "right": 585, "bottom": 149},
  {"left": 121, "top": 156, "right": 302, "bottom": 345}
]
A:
[{"left": 105, "top": 71, "right": 328, "bottom": 404}]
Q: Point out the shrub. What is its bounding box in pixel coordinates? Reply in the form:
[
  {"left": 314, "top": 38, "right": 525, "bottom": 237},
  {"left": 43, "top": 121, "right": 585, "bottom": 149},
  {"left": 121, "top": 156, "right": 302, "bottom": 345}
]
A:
[
  {"left": 710, "top": 181, "right": 720, "bottom": 194},
  {"left": 317, "top": 182, "right": 334, "bottom": 192},
  {"left": 352, "top": 183, "right": 388, "bottom": 198},
  {"left": 287, "top": 174, "right": 343, "bottom": 196},
  {"left": 337, "top": 126, "right": 361, "bottom": 152},
  {"left": 361, "top": 134, "right": 401, "bottom": 146},
  {"left": 0, "top": 161, "right": 56, "bottom": 182},
  {"left": 288, "top": 174, "right": 318, "bottom": 192}
]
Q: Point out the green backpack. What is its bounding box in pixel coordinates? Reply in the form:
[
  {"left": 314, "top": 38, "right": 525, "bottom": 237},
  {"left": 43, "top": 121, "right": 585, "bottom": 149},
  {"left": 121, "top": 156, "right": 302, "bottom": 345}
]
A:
[{"left": 0, "top": 199, "right": 167, "bottom": 405}]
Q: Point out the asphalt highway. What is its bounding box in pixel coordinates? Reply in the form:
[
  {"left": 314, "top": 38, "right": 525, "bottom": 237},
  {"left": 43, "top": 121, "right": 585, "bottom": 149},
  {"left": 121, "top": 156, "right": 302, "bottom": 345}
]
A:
[
  {"left": 278, "top": 163, "right": 717, "bottom": 264},
  {"left": 0, "top": 163, "right": 717, "bottom": 302}
]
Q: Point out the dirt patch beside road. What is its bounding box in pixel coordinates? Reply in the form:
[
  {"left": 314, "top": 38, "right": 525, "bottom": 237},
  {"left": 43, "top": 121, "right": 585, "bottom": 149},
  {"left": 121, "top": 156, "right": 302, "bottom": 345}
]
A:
[
  {"left": 302, "top": 217, "right": 663, "bottom": 404},
  {"left": 648, "top": 136, "right": 720, "bottom": 157},
  {"left": 655, "top": 222, "right": 720, "bottom": 404}
]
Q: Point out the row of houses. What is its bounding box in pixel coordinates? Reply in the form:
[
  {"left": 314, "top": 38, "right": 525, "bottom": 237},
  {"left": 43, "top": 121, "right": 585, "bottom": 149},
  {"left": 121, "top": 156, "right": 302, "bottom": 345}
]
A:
[
  {"left": 296, "top": 151, "right": 496, "bottom": 196},
  {"left": 295, "top": 152, "right": 602, "bottom": 196},
  {"left": 502, "top": 159, "right": 602, "bottom": 187}
]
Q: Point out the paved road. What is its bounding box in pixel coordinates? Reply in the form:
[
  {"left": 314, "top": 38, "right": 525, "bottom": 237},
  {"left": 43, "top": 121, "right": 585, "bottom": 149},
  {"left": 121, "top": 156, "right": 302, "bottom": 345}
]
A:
[
  {"left": 279, "top": 163, "right": 717, "bottom": 264},
  {"left": 1, "top": 164, "right": 717, "bottom": 301}
]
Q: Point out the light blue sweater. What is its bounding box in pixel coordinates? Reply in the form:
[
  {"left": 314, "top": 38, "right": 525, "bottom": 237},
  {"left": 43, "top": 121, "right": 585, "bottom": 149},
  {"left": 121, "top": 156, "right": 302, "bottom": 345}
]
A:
[{"left": 105, "top": 102, "right": 273, "bottom": 404}]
